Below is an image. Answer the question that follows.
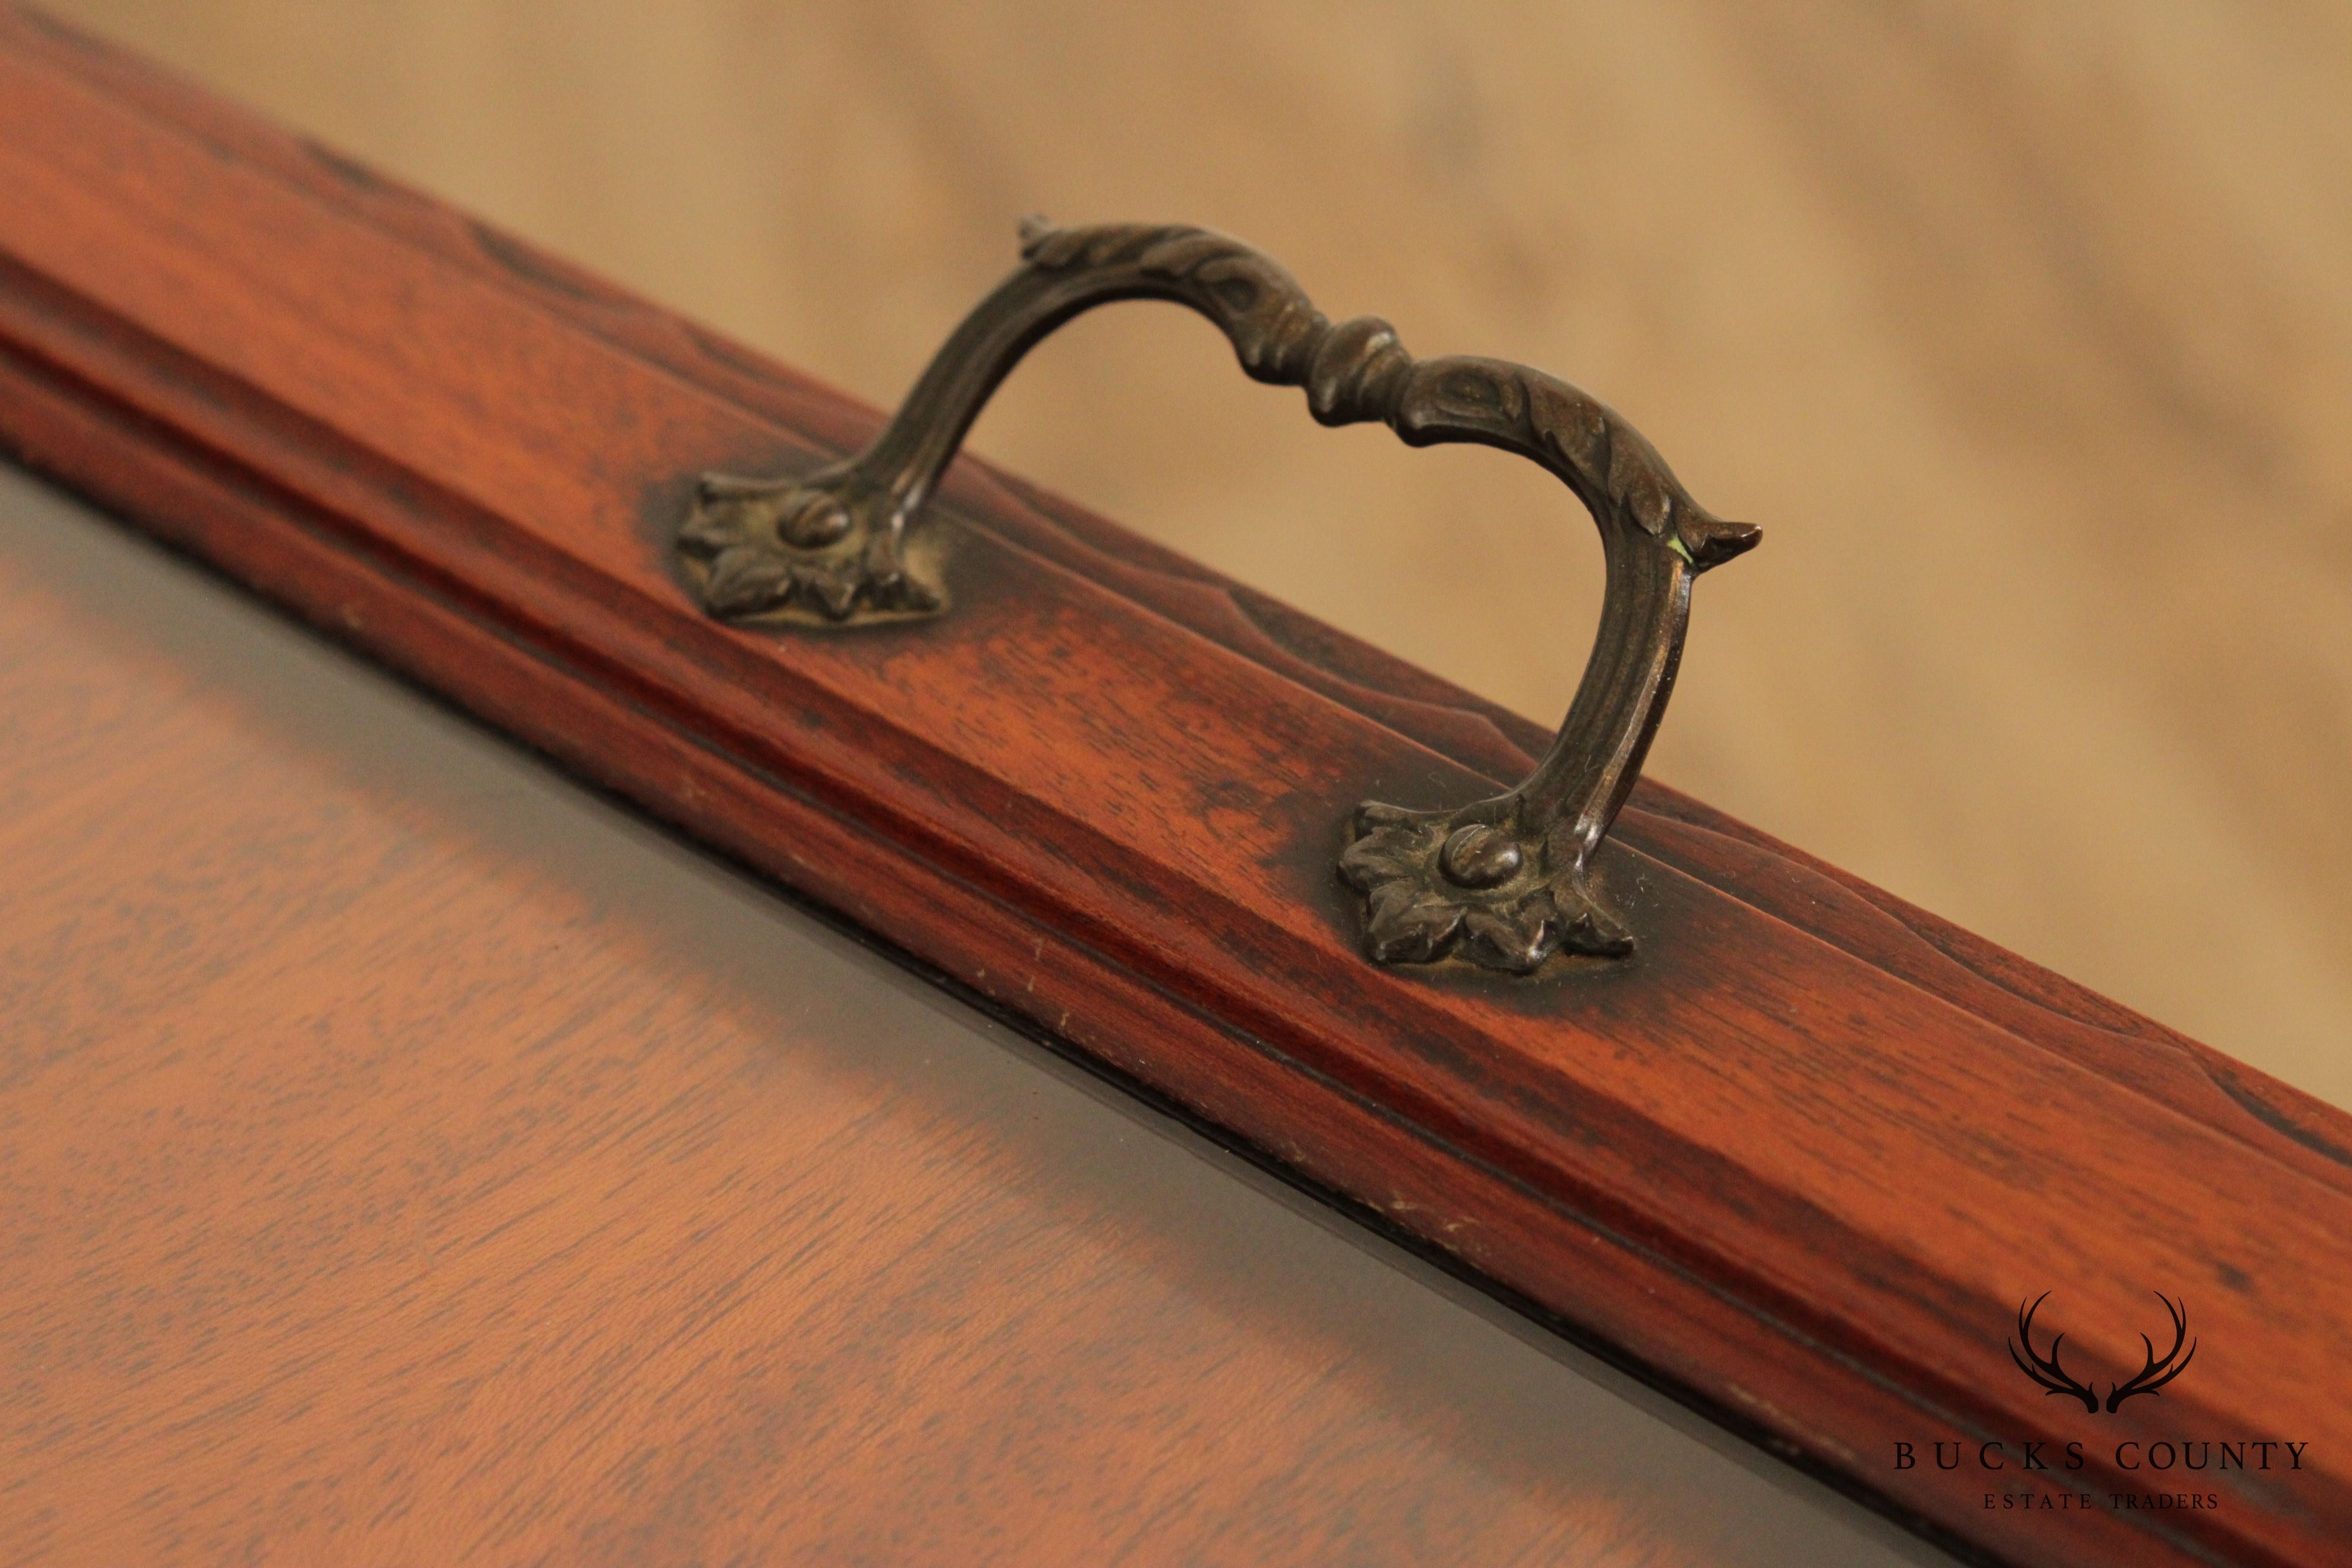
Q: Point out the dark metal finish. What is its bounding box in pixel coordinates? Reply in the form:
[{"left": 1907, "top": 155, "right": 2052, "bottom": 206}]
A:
[{"left": 678, "top": 219, "right": 1759, "bottom": 968}]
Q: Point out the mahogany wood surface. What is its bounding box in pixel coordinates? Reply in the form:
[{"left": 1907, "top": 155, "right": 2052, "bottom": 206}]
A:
[
  {"left": 0, "top": 464, "right": 1921, "bottom": 1567},
  {"left": 1, "top": 13, "right": 2346, "bottom": 1565}
]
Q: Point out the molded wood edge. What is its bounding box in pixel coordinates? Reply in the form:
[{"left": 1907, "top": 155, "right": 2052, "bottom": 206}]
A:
[{"left": 2, "top": 17, "right": 2346, "bottom": 1566}]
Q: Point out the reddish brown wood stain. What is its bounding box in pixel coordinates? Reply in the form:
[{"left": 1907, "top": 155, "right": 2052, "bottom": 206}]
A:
[
  {"left": 5, "top": 485, "right": 1856, "bottom": 1566},
  {"left": 2, "top": 11, "right": 2348, "bottom": 1565}
]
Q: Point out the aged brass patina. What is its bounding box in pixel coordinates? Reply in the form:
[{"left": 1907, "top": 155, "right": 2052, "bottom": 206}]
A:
[{"left": 680, "top": 220, "right": 1758, "bottom": 969}]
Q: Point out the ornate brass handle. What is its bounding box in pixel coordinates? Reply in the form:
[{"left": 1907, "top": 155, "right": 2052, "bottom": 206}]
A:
[{"left": 679, "top": 219, "right": 1759, "bottom": 970}]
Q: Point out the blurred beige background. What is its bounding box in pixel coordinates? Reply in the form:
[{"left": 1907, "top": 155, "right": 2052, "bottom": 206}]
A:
[{"left": 45, "top": 2, "right": 2352, "bottom": 1105}]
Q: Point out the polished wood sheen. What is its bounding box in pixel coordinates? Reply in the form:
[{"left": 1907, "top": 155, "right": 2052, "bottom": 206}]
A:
[
  {"left": 0, "top": 13, "right": 2346, "bottom": 1566},
  {"left": 48, "top": 0, "right": 2352, "bottom": 1094},
  {"left": 0, "top": 465, "right": 1912, "bottom": 1567}
]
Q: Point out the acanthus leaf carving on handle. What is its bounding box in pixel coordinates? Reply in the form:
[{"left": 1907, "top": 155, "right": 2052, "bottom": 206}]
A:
[{"left": 678, "top": 220, "right": 1759, "bottom": 969}]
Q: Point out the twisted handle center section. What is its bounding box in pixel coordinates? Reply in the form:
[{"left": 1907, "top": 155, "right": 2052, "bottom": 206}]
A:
[{"left": 677, "top": 219, "right": 1759, "bottom": 971}]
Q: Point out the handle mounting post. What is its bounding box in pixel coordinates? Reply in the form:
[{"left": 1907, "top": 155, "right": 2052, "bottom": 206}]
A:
[{"left": 678, "top": 220, "right": 1759, "bottom": 970}]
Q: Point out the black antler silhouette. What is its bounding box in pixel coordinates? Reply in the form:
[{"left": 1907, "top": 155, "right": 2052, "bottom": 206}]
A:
[
  {"left": 2105, "top": 1293, "right": 2197, "bottom": 1413},
  {"left": 2008, "top": 1293, "right": 2100, "bottom": 1415}
]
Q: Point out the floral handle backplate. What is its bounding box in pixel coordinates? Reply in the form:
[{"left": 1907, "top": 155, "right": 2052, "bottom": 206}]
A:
[{"left": 678, "top": 218, "right": 1760, "bottom": 972}]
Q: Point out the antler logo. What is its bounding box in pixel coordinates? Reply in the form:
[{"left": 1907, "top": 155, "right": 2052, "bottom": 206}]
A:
[{"left": 2008, "top": 1292, "right": 2197, "bottom": 1415}]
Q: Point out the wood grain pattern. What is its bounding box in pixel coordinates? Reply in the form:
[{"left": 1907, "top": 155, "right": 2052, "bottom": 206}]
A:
[
  {"left": 1, "top": 465, "right": 1922, "bottom": 1568},
  {"left": 1, "top": 16, "right": 2347, "bottom": 1565},
  {"left": 32, "top": 0, "right": 2352, "bottom": 1106}
]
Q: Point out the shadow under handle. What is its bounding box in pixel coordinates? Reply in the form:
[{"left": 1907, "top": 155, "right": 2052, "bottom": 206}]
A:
[{"left": 678, "top": 218, "right": 1759, "bottom": 971}]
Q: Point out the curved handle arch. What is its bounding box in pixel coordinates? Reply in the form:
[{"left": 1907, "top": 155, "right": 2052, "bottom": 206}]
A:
[{"left": 678, "top": 220, "right": 1759, "bottom": 969}]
